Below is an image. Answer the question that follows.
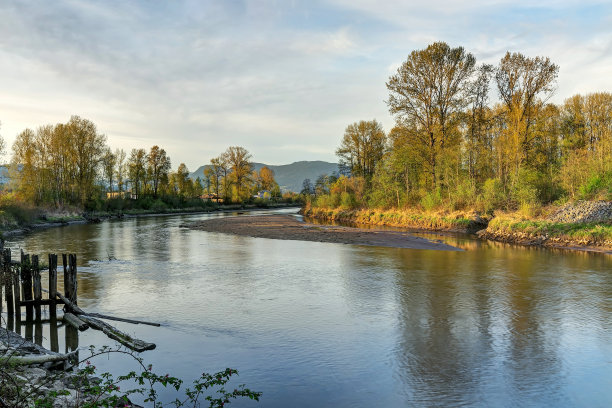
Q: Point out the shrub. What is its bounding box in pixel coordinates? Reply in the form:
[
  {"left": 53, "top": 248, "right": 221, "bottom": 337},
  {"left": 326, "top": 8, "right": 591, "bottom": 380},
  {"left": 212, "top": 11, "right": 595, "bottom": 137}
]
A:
[{"left": 420, "top": 189, "right": 442, "bottom": 211}]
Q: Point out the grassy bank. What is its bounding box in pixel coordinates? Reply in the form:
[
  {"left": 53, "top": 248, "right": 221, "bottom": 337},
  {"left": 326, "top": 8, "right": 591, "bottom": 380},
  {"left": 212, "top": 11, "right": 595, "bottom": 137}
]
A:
[
  {"left": 302, "top": 206, "right": 488, "bottom": 233},
  {"left": 479, "top": 215, "right": 612, "bottom": 248},
  {"left": 304, "top": 204, "right": 612, "bottom": 251}
]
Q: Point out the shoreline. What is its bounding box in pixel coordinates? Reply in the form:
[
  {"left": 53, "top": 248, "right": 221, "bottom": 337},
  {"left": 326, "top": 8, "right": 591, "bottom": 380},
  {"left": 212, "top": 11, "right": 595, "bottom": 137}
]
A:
[
  {"left": 0, "top": 203, "right": 301, "bottom": 238},
  {"left": 188, "top": 214, "right": 462, "bottom": 251},
  {"left": 303, "top": 207, "right": 612, "bottom": 255}
]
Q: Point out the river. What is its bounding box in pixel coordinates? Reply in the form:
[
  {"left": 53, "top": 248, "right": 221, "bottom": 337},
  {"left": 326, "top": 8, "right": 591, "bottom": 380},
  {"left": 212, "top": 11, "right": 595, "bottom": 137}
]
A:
[{"left": 2, "top": 208, "right": 611, "bottom": 407}]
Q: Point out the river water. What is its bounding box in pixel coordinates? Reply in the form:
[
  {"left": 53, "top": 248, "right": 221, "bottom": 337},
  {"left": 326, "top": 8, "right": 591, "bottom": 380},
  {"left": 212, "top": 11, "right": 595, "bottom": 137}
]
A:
[{"left": 2, "top": 209, "right": 611, "bottom": 407}]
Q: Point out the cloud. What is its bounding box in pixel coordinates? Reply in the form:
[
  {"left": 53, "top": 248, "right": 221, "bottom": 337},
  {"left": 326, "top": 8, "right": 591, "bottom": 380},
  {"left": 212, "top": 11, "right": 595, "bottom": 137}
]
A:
[{"left": 0, "top": 0, "right": 610, "bottom": 168}]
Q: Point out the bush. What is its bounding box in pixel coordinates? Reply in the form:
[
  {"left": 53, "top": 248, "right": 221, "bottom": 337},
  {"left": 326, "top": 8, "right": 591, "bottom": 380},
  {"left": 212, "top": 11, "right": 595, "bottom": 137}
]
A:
[
  {"left": 480, "top": 178, "right": 506, "bottom": 214},
  {"left": 578, "top": 170, "right": 612, "bottom": 200},
  {"left": 450, "top": 180, "right": 477, "bottom": 210},
  {"left": 420, "top": 189, "right": 442, "bottom": 211},
  {"left": 340, "top": 192, "right": 358, "bottom": 209}
]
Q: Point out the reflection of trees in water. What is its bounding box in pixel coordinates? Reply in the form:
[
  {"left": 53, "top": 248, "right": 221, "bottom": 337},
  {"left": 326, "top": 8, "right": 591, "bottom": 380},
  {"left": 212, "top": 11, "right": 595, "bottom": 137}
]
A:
[{"left": 384, "top": 247, "right": 586, "bottom": 406}]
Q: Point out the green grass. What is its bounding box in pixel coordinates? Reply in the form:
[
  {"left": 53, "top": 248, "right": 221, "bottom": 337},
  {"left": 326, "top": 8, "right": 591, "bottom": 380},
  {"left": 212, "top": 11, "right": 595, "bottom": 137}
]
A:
[{"left": 488, "top": 217, "right": 612, "bottom": 244}]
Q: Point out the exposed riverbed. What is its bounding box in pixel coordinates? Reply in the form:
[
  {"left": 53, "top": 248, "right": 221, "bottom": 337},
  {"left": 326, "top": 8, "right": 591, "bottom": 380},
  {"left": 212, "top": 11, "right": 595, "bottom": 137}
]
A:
[{"left": 1, "top": 208, "right": 610, "bottom": 407}]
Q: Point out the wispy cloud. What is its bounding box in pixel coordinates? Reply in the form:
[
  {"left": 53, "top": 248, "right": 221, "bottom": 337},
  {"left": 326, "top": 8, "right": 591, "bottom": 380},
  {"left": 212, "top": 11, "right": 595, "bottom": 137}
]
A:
[{"left": 0, "top": 0, "right": 610, "bottom": 168}]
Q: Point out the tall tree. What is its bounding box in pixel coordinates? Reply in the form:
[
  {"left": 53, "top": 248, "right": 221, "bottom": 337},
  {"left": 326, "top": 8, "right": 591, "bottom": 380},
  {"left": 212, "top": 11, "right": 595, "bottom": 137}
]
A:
[
  {"left": 115, "top": 149, "right": 127, "bottom": 193},
  {"left": 66, "top": 116, "right": 106, "bottom": 205},
  {"left": 224, "top": 146, "right": 253, "bottom": 202},
  {"left": 336, "top": 120, "right": 386, "bottom": 180},
  {"left": 128, "top": 148, "right": 147, "bottom": 198},
  {"left": 176, "top": 163, "right": 191, "bottom": 197},
  {"left": 101, "top": 148, "right": 117, "bottom": 194},
  {"left": 387, "top": 41, "right": 476, "bottom": 189},
  {"left": 495, "top": 52, "right": 559, "bottom": 180},
  {"left": 147, "top": 145, "right": 171, "bottom": 197},
  {"left": 258, "top": 166, "right": 277, "bottom": 191}
]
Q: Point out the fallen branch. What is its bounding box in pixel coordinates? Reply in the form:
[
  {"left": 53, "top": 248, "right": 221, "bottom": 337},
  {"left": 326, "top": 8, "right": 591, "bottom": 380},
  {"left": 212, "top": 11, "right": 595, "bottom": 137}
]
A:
[
  {"left": 63, "top": 313, "right": 89, "bottom": 331},
  {"left": 52, "top": 290, "right": 160, "bottom": 326},
  {"left": 77, "top": 315, "right": 156, "bottom": 353},
  {"left": 83, "top": 313, "right": 160, "bottom": 327},
  {"left": 0, "top": 350, "right": 78, "bottom": 366}
]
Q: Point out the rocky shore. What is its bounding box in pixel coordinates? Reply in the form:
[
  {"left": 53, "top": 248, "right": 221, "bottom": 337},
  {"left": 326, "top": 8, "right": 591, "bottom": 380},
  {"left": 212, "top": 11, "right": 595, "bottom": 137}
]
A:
[{"left": 0, "top": 328, "right": 140, "bottom": 408}]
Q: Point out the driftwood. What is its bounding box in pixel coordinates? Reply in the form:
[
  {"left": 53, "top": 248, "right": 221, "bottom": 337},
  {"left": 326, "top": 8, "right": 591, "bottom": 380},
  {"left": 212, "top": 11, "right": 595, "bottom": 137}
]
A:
[
  {"left": 63, "top": 313, "right": 89, "bottom": 331},
  {"left": 0, "top": 350, "right": 78, "bottom": 365},
  {"left": 77, "top": 315, "right": 156, "bottom": 352},
  {"left": 49, "top": 290, "right": 160, "bottom": 326},
  {"left": 83, "top": 313, "right": 161, "bottom": 327}
]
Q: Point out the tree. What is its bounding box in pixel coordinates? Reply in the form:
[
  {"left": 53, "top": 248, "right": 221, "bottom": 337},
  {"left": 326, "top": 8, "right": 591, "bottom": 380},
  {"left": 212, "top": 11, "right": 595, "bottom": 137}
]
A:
[
  {"left": 128, "top": 148, "right": 147, "bottom": 198},
  {"left": 66, "top": 116, "right": 106, "bottom": 205},
  {"left": 115, "top": 149, "right": 127, "bottom": 193},
  {"left": 147, "top": 145, "right": 171, "bottom": 197},
  {"left": 301, "top": 178, "right": 314, "bottom": 196},
  {"left": 335, "top": 120, "right": 386, "bottom": 180},
  {"left": 101, "top": 148, "right": 117, "bottom": 194},
  {"left": 176, "top": 163, "right": 191, "bottom": 197},
  {"left": 495, "top": 52, "right": 559, "bottom": 180},
  {"left": 387, "top": 41, "right": 476, "bottom": 189},
  {"left": 209, "top": 157, "right": 225, "bottom": 202},
  {"left": 258, "top": 166, "right": 277, "bottom": 191},
  {"left": 224, "top": 146, "right": 253, "bottom": 202}
]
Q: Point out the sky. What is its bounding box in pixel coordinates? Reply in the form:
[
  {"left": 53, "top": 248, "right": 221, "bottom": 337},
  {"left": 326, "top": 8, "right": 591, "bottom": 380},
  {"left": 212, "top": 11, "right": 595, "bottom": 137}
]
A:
[{"left": 0, "top": 0, "right": 610, "bottom": 170}]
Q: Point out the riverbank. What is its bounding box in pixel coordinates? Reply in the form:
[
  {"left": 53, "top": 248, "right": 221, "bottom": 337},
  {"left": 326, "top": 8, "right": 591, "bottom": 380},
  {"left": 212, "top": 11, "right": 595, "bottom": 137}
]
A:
[
  {"left": 0, "top": 203, "right": 301, "bottom": 237},
  {"left": 477, "top": 216, "right": 612, "bottom": 252},
  {"left": 301, "top": 207, "right": 488, "bottom": 233},
  {"left": 303, "top": 203, "right": 612, "bottom": 254},
  {"left": 188, "top": 214, "right": 462, "bottom": 251}
]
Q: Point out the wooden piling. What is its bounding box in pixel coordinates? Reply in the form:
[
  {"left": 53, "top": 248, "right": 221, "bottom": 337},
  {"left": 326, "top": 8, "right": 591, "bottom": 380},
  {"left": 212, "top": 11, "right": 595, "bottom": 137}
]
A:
[
  {"left": 63, "top": 253, "right": 68, "bottom": 299},
  {"left": 49, "top": 253, "right": 58, "bottom": 318},
  {"left": 32, "top": 255, "right": 42, "bottom": 320},
  {"left": 50, "top": 315, "right": 59, "bottom": 353},
  {"left": 12, "top": 252, "right": 21, "bottom": 322},
  {"left": 0, "top": 240, "right": 3, "bottom": 319},
  {"left": 3, "top": 249, "right": 13, "bottom": 317},
  {"left": 68, "top": 254, "right": 77, "bottom": 305},
  {"left": 21, "top": 252, "right": 33, "bottom": 320}
]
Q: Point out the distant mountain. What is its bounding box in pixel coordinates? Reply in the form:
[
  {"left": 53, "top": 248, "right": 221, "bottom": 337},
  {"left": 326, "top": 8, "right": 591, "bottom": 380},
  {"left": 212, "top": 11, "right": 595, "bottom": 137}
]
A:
[{"left": 189, "top": 160, "right": 339, "bottom": 193}]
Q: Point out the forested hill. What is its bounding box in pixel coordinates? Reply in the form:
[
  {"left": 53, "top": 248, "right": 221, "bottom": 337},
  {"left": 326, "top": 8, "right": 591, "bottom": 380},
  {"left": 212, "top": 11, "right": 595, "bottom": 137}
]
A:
[{"left": 189, "top": 161, "right": 339, "bottom": 192}]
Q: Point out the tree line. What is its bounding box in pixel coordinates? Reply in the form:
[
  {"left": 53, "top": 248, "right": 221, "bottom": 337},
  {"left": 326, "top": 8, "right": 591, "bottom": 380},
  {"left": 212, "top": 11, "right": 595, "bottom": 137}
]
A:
[
  {"left": 313, "top": 42, "right": 611, "bottom": 214},
  {"left": 6, "top": 115, "right": 286, "bottom": 210}
]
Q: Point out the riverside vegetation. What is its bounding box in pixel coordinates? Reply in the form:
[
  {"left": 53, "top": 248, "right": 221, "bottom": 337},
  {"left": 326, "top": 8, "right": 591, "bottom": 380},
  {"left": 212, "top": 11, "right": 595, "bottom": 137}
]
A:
[
  {"left": 0, "top": 117, "right": 300, "bottom": 234},
  {"left": 301, "top": 42, "right": 612, "bottom": 249}
]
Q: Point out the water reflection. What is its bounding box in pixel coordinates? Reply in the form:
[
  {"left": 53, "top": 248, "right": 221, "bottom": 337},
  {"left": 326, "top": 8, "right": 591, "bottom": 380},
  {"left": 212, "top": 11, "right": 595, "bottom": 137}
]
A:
[{"left": 1, "top": 210, "right": 610, "bottom": 407}]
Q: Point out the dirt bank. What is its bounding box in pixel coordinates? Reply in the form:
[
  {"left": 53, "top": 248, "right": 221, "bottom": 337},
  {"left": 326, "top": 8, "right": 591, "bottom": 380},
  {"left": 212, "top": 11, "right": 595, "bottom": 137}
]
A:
[{"left": 188, "top": 214, "right": 462, "bottom": 251}]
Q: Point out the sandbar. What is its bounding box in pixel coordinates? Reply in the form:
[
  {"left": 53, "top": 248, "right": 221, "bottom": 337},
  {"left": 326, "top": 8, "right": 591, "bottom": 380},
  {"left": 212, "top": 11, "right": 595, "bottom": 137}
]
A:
[{"left": 188, "top": 214, "right": 462, "bottom": 251}]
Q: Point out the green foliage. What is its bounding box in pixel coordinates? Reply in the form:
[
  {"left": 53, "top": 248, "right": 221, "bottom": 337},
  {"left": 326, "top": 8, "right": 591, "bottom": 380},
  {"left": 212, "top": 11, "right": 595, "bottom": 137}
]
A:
[
  {"left": 339, "top": 192, "right": 358, "bottom": 209},
  {"left": 578, "top": 171, "right": 612, "bottom": 200},
  {"left": 420, "top": 189, "right": 442, "bottom": 211},
  {"left": 449, "top": 180, "right": 477, "bottom": 210},
  {"left": 1, "top": 346, "right": 261, "bottom": 408},
  {"left": 488, "top": 217, "right": 612, "bottom": 244},
  {"left": 480, "top": 178, "right": 506, "bottom": 213}
]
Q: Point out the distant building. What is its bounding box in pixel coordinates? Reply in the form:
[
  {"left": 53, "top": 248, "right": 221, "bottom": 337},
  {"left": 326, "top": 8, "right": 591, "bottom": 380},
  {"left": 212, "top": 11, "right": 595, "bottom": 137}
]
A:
[
  {"left": 253, "top": 190, "right": 271, "bottom": 200},
  {"left": 201, "top": 193, "right": 223, "bottom": 203}
]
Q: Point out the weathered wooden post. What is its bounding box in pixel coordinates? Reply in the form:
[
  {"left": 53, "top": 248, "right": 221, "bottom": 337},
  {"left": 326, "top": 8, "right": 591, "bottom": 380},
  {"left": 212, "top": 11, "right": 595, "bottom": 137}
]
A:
[
  {"left": 13, "top": 251, "right": 21, "bottom": 322},
  {"left": 68, "top": 254, "right": 77, "bottom": 305},
  {"left": 32, "top": 255, "right": 42, "bottom": 320},
  {"left": 0, "top": 241, "right": 3, "bottom": 320},
  {"left": 21, "top": 252, "right": 33, "bottom": 320},
  {"left": 35, "top": 319, "right": 43, "bottom": 346},
  {"left": 49, "top": 253, "right": 58, "bottom": 318},
  {"left": 4, "top": 249, "right": 13, "bottom": 317},
  {"left": 63, "top": 253, "right": 69, "bottom": 300},
  {"left": 50, "top": 315, "right": 59, "bottom": 353}
]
